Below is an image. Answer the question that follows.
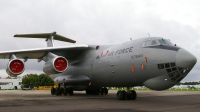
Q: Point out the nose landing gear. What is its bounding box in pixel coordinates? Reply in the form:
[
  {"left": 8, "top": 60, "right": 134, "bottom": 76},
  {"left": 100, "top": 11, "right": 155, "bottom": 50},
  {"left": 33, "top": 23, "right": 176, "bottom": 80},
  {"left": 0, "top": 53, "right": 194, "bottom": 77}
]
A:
[{"left": 116, "top": 87, "right": 137, "bottom": 100}]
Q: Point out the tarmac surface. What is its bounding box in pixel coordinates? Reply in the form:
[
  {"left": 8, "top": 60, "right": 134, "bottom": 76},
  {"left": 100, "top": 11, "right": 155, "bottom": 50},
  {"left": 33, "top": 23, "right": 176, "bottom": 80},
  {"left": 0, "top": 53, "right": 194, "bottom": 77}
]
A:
[{"left": 0, "top": 90, "right": 200, "bottom": 112}]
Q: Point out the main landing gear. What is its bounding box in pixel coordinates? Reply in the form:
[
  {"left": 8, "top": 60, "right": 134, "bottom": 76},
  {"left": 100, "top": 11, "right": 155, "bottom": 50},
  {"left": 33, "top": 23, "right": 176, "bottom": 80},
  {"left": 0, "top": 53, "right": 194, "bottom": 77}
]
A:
[
  {"left": 116, "top": 87, "right": 137, "bottom": 100},
  {"left": 51, "top": 83, "right": 73, "bottom": 96}
]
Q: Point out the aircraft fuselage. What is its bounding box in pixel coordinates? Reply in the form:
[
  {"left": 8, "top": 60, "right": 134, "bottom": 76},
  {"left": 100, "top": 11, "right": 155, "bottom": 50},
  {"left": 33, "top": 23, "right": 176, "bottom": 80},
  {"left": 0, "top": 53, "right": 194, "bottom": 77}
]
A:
[{"left": 50, "top": 37, "right": 196, "bottom": 91}]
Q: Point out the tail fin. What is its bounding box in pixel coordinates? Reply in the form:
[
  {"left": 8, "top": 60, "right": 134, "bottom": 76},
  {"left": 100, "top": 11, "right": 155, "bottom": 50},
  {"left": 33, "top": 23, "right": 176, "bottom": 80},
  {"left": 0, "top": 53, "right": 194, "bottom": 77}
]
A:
[{"left": 14, "top": 32, "right": 76, "bottom": 47}]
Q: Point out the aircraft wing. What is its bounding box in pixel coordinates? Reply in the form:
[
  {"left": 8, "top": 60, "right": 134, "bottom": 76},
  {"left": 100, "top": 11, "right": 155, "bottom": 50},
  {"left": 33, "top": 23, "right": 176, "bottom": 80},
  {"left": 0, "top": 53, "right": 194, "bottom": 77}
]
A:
[{"left": 0, "top": 44, "right": 88, "bottom": 59}]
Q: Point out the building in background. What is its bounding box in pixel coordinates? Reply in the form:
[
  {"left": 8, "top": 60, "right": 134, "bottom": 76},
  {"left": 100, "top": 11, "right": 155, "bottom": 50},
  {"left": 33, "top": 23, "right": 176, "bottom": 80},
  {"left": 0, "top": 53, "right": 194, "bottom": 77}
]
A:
[{"left": 0, "top": 76, "right": 22, "bottom": 90}]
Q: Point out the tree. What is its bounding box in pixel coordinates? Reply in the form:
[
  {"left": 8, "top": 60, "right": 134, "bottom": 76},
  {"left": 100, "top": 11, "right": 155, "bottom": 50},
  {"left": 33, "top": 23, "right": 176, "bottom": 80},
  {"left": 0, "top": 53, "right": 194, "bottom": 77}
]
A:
[
  {"left": 22, "top": 74, "right": 38, "bottom": 85},
  {"left": 35, "top": 73, "right": 54, "bottom": 87},
  {"left": 22, "top": 73, "right": 54, "bottom": 87}
]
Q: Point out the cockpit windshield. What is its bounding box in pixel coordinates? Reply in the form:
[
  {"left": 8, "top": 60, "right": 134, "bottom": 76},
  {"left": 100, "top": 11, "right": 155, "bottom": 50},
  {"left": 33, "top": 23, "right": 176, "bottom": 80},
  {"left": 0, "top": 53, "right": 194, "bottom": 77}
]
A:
[
  {"left": 158, "top": 39, "right": 172, "bottom": 45},
  {"left": 151, "top": 40, "right": 158, "bottom": 45},
  {"left": 158, "top": 39, "right": 167, "bottom": 45},
  {"left": 141, "top": 38, "right": 173, "bottom": 47}
]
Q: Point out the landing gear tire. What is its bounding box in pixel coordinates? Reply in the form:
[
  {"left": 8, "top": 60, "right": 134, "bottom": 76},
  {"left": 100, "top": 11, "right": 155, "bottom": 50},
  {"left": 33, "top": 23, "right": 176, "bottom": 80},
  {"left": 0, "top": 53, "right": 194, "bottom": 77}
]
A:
[
  {"left": 104, "top": 88, "right": 108, "bottom": 95},
  {"left": 131, "top": 90, "right": 137, "bottom": 100},
  {"left": 127, "top": 92, "right": 133, "bottom": 100},
  {"left": 100, "top": 88, "right": 105, "bottom": 95},
  {"left": 123, "top": 91, "right": 127, "bottom": 100},
  {"left": 100, "top": 87, "right": 108, "bottom": 95},
  {"left": 64, "top": 88, "right": 67, "bottom": 95},
  {"left": 117, "top": 90, "right": 124, "bottom": 100},
  {"left": 56, "top": 88, "right": 61, "bottom": 96},
  {"left": 116, "top": 90, "right": 137, "bottom": 100},
  {"left": 51, "top": 87, "right": 55, "bottom": 95},
  {"left": 63, "top": 88, "right": 73, "bottom": 96},
  {"left": 60, "top": 87, "right": 64, "bottom": 95}
]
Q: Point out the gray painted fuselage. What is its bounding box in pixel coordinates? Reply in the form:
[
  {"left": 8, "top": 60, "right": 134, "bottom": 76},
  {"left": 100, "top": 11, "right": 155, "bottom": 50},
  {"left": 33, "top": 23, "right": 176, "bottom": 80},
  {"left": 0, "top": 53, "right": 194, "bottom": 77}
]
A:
[{"left": 50, "top": 37, "right": 197, "bottom": 91}]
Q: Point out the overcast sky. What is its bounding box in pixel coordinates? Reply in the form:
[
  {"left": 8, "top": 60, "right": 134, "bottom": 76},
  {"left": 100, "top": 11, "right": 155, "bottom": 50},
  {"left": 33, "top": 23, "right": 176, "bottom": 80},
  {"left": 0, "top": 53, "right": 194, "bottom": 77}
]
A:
[{"left": 0, "top": 0, "right": 199, "bottom": 82}]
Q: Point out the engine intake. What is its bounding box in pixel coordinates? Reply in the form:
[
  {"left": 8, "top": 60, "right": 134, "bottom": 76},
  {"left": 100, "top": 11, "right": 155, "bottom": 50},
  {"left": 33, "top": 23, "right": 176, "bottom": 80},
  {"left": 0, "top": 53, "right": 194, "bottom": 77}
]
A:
[
  {"left": 6, "top": 59, "right": 25, "bottom": 77},
  {"left": 43, "top": 56, "right": 68, "bottom": 75}
]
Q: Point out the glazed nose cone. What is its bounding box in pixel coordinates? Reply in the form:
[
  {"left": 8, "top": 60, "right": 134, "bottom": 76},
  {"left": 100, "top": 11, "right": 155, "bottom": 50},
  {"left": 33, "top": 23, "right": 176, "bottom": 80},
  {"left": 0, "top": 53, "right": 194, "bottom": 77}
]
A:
[{"left": 176, "top": 49, "right": 197, "bottom": 69}]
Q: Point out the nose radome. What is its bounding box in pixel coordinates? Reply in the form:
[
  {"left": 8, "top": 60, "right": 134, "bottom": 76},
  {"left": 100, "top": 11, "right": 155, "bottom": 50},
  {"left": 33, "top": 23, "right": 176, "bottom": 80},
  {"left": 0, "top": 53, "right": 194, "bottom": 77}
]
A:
[{"left": 176, "top": 49, "right": 197, "bottom": 69}]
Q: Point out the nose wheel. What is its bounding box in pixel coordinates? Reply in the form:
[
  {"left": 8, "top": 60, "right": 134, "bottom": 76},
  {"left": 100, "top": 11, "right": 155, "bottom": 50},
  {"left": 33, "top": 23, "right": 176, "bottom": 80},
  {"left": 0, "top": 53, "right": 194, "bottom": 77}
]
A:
[{"left": 116, "top": 87, "right": 137, "bottom": 100}]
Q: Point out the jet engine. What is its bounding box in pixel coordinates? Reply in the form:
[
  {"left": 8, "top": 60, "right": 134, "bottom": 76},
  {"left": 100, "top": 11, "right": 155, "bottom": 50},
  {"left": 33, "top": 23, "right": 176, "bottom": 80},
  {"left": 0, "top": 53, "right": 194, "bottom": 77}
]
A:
[
  {"left": 6, "top": 59, "right": 25, "bottom": 77},
  {"left": 43, "top": 56, "right": 68, "bottom": 75}
]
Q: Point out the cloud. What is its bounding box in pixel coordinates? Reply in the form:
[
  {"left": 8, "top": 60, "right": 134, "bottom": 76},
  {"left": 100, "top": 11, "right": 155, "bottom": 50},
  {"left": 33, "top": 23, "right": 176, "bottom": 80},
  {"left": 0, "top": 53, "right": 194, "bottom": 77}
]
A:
[{"left": 0, "top": 0, "right": 199, "bottom": 82}]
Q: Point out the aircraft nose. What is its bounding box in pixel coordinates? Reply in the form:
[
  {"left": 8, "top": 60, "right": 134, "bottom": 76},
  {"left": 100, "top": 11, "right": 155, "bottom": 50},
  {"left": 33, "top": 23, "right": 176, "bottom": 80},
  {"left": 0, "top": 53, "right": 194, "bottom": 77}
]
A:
[{"left": 176, "top": 49, "right": 197, "bottom": 69}]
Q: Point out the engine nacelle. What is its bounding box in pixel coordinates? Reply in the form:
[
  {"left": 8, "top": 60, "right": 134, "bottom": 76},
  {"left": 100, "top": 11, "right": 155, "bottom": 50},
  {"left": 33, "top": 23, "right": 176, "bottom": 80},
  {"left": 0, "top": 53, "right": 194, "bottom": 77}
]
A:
[
  {"left": 43, "top": 56, "right": 68, "bottom": 75},
  {"left": 6, "top": 59, "right": 25, "bottom": 77}
]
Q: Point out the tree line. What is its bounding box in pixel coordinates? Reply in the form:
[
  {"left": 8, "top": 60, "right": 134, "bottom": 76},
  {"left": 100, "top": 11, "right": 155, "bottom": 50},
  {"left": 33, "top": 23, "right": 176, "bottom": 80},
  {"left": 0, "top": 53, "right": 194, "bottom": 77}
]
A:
[{"left": 22, "top": 73, "right": 54, "bottom": 87}]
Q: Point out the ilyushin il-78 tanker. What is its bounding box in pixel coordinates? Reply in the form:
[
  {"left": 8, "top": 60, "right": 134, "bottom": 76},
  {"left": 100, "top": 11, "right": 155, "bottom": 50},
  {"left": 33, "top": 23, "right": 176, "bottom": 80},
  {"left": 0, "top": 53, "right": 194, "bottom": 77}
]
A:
[{"left": 0, "top": 32, "right": 197, "bottom": 100}]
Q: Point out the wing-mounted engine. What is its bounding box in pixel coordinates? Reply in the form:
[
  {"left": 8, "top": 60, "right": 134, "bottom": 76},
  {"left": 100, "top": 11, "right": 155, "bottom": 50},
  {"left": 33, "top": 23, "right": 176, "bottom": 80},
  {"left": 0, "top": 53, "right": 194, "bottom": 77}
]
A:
[
  {"left": 43, "top": 52, "right": 68, "bottom": 75},
  {"left": 6, "top": 54, "right": 25, "bottom": 77}
]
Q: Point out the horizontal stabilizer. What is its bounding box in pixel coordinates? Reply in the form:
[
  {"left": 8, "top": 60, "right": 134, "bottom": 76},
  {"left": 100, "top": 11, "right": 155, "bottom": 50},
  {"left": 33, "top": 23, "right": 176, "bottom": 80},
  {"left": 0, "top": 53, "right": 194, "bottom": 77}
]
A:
[{"left": 14, "top": 32, "right": 76, "bottom": 43}]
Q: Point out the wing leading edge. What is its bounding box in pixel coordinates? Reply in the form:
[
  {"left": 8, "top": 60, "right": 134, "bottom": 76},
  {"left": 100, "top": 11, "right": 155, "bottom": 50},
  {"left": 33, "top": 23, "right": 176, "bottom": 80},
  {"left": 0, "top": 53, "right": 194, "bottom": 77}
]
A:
[{"left": 0, "top": 44, "right": 88, "bottom": 59}]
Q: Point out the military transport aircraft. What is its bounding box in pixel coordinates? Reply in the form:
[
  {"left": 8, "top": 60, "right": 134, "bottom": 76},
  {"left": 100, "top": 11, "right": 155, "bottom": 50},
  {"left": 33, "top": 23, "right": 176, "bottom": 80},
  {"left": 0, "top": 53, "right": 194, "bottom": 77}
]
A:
[{"left": 0, "top": 32, "right": 197, "bottom": 100}]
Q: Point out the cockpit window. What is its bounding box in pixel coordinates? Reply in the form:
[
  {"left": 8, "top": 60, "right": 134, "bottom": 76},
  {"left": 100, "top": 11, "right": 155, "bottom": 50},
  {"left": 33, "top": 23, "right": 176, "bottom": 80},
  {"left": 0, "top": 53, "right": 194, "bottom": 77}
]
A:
[
  {"left": 158, "top": 39, "right": 173, "bottom": 45},
  {"left": 158, "top": 39, "right": 167, "bottom": 45},
  {"left": 151, "top": 40, "right": 158, "bottom": 45},
  {"left": 145, "top": 40, "right": 151, "bottom": 46},
  {"left": 165, "top": 39, "right": 173, "bottom": 45},
  {"left": 141, "top": 41, "right": 146, "bottom": 47},
  {"left": 141, "top": 38, "right": 173, "bottom": 47}
]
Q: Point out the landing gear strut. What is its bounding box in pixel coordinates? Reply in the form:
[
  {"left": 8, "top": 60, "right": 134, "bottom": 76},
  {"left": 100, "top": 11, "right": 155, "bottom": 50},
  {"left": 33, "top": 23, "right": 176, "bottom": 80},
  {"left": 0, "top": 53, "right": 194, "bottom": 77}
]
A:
[{"left": 116, "top": 87, "right": 137, "bottom": 100}]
